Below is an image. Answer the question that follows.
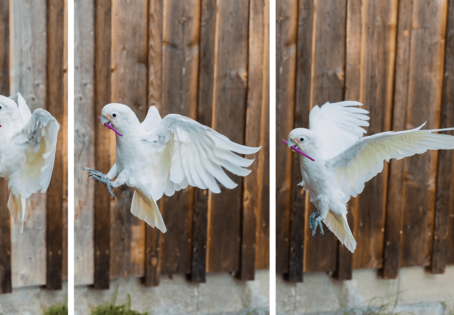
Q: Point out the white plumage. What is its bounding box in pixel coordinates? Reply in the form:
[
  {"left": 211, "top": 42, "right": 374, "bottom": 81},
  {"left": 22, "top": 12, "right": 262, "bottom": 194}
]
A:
[
  {"left": 287, "top": 101, "right": 454, "bottom": 253},
  {"left": 0, "top": 93, "right": 60, "bottom": 231},
  {"left": 86, "top": 103, "right": 260, "bottom": 233}
]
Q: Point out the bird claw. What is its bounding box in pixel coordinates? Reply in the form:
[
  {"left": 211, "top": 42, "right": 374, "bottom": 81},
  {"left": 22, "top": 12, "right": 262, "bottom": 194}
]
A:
[
  {"left": 84, "top": 167, "right": 116, "bottom": 200},
  {"left": 309, "top": 211, "right": 324, "bottom": 238}
]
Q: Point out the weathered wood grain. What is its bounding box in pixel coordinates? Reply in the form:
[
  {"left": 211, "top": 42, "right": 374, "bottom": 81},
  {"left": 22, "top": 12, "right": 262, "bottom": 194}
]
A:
[
  {"left": 432, "top": 0, "right": 454, "bottom": 274},
  {"left": 399, "top": 0, "right": 447, "bottom": 268},
  {"left": 276, "top": 0, "right": 298, "bottom": 275},
  {"left": 206, "top": 0, "right": 249, "bottom": 273},
  {"left": 62, "top": 0, "right": 69, "bottom": 282},
  {"left": 448, "top": 162, "right": 454, "bottom": 266},
  {"left": 0, "top": 0, "right": 11, "bottom": 294},
  {"left": 304, "top": 0, "right": 346, "bottom": 273},
  {"left": 75, "top": 0, "right": 96, "bottom": 286},
  {"left": 255, "top": 0, "right": 270, "bottom": 271},
  {"left": 336, "top": 0, "right": 362, "bottom": 281},
  {"left": 110, "top": 0, "right": 148, "bottom": 280},
  {"left": 93, "top": 0, "right": 112, "bottom": 289},
  {"left": 382, "top": 0, "right": 414, "bottom": 279},
  {"left": 351, "top": 0, "right": 397, "bottom": 271},
  {"left": 159, "top": 0, "right": 200, "bottom": 277},
  {"left": 287, "top": 0, "right": 315, "bottom": 282},
  {"left": 145, "top": 0, "right": 163, "bottom": 287},
  {"left": 10, "top": 0, "right": 48, "bottom": 289},
  {"left": 46, "top": 0, "right": 66, "bottom": 290},
  {"left": 191, "top": 0, "right": 216, "bottom": 282},
  {"left": 240, "top": 0, "right": 267, "bottom": 281}
]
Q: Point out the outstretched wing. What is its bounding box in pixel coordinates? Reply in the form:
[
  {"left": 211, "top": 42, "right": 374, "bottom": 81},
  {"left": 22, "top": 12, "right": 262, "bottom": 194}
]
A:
[
  {"left": 142, "top": 113, "right": 261, "bottom": 200},
  {"left": 309, "top": 101, "right": 370, "bottom": 159},
  {"left": 9, "top": 92, "right": 32, "bottom": 124},
  {"left": 328, "top": 123, "right": 454, "bottom": 202},
  {"left": 12, "top": 108, "right": 60, "bottom": 198}
]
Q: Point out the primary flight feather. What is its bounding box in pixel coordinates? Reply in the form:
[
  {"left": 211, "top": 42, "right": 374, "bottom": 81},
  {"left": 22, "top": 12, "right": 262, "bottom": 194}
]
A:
[
  {"left": 0, "top": 93, "right": 60, "bottom": 232},
  {"left": 286, "top": 101, "right": 454, "bottom": 253},
  {"left": 85, "top": 103, "right": 261, "bottom": 233}
]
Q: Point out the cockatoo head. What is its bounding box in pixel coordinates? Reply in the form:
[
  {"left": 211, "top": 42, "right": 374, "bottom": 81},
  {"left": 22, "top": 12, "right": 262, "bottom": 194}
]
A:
[
  {"left": 0, "top": 95, "right": 22, "bottom": 129},
  {"left": 101, "top": 103, "right": 141, "bottom": 136},
  {"left": 288, "top": 128, "right": 317, "bottom": 151}
]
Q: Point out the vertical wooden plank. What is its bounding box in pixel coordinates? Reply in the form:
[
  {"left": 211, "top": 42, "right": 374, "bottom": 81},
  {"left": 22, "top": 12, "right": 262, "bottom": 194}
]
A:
[
  {"left": 0, "top": 0, "right": 11, "bottom": 294},
  {"left": 145, "top": 0, "right": 163, "bottom": 287},
  {"left": 255, "top": 0, "right": 270, "bottom": 271},
  {"left": 46, "top": 0, "right": 65, "bottom": 290},
  {"left": 10, "top": 0, "right": 48, "bottom": 289},
  {"left": 304, "top": 0, "right": 346, "bottom": 273},
  {"left": 62, "top": 0, "right": 69, "bottom": 283},
  {"left": 93, "top": 0, "right": 112, "bottom": 289},
  {"left": 240, "top": 0, "right": 266, "bottom": 281},
  {"left": 336, "top": 0, "right": 361, "bottom": 281},
  {"left": 62, "top": 0, "right": 69, "bottom": 280},
  {"left": 109, "top": 0, "right": 148, "bottom": 279},
  {"left": 287, "top": 0, "right": 315, "bottom": 282},
  {"left": 191, "top": 0, "right": 216, "bottom": 282},
  {"left": 399, "top": 0, "right": 447, "bottom": 268},
  {"left": 206, "top": 0, "right": 249, "bottom": 273},
  {"left": 448, "top": 163, "right": 454, "bottom": 266},
  {"left": 348, "top": 0, "right": 397, "bottom": 273},
  {"left": 276, "top": 0, "right": 298, "bottom": 275},
  {"left": 159, "top": 0, "right": 200, "bottom": 277},
  {"left": 432, "top": 0, "right": 454, "bottom": 274},
  {"left": 75, "top": 0, "right": 96, "bottom": 286},
  {"left": 382, "top": 0, "right": 414, "bottom": 279}
]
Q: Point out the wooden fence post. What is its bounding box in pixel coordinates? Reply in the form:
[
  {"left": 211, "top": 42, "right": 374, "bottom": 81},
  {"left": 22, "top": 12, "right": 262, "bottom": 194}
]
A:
[
  {"left": 93, "top": 0, "right": 112, "bottom": 290},
  {"left": 145, "top": 0, "right": 163, "bottom": 288},
  {"left": 46, "top": 0, "right": 65, "bottom": 291},
  {"left": 0, "top": 0, "right": 12, "bottom": 294},
  {"left": 432, "top": 0, "right": 454, "bottom": 275}
]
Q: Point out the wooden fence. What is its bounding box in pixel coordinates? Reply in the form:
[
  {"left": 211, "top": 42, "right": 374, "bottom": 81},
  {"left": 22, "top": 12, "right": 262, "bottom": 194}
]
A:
[
  {"left": 0, "top": 0, "right": 67, "bottom": 293},
  {"left": 75, "top": 0, "right": 269, "bottom": 288},
  {"left": 277, "top": 0, "right": 454, "bottom": 282}
]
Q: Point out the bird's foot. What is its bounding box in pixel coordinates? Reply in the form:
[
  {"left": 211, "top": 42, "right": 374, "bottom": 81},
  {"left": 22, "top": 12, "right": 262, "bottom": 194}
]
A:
[
  {"left": 309, "top": 211, "right": 324, "bottom": 237},
  {"left": 84, "top": 167, "right": 116, "bottom": 200}
]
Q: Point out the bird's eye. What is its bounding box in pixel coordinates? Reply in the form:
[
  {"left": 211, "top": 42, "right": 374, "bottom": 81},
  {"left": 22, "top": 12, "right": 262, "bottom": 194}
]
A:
[
  {"left": 299, "top": 137, "right": 304, "bottom": 142},
  {"left": 112, "top": 113, "right": 117, "bottom": 118},
  {"left": 0, "top": 106, "right": 2, "bottom": 110}
]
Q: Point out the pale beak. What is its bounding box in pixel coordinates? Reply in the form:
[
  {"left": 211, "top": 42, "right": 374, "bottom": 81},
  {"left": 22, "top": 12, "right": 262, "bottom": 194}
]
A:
[
  {"left": 281, "top": 139, "right": 315, "bottom": 162},
  {"left": 287, "top": 138, "right": 296, "bottom": 149},
  {"left": 100, "top": 115, "right": 110, "bottom": 126},
  {"left": 98, "top": 116, "right": 123, "bottom": 137}
]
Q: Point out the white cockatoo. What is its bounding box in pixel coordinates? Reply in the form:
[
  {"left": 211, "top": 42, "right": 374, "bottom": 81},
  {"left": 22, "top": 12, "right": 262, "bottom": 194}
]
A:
[
  {"left": 85, "top": 103, "right": 260, "bottom": 233},
  {"left": 0, "top": 93, "right": 60, "bottom": 231},
  {"left": 286, "top": 101, "right": 454, "bottom": 253}
]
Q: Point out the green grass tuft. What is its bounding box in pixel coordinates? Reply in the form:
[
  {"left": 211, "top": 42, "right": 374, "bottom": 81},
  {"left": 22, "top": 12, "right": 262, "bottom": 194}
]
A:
[
  {"left": 90, "top": 285, "right": 148, "bottom": 315},
  {"left": 42, "top": 295, "right": 68, "bottom": 315}
]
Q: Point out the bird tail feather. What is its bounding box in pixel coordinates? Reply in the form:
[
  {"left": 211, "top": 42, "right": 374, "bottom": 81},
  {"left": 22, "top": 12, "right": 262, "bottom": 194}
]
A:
[
  {"left": 7, "top": 193, "right": 26, "bottom": 233},
  {"left": 131, "top": 190, "right": 167, "bottom": 233},
  {"left": 323, "top": 212, "right": 356, "bottom": 253}
]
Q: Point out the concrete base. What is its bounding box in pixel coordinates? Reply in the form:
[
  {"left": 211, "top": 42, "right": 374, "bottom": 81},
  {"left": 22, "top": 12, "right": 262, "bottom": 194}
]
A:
[
  {"left": 75, "top": 270, "right": 269, "bottom": 315},
  {"left": 277, "top": 266, "right": 454, "bottom": 315},
  {"left": 0, "top": 282, "right": 67, "bottom": 315}
]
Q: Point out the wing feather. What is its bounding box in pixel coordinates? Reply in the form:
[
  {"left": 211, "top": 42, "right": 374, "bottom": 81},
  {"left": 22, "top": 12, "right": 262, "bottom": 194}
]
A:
[
  {"left": 329, "top": 123, "right": 454, "bottom": 202},
  {"left": 309, "top": 101, "right": 370, "bottom": 158},
  {"left": 12, "top": 108, "right": 60, "bottom": 198},
  {"left": 143, "top": 113, "right": 260, "bottom": 198}
]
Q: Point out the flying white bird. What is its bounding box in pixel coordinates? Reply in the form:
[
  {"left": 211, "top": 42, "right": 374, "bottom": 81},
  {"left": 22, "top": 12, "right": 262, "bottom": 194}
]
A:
[
  {"left": 85, "top": 103, "right": 260, "bottom": 233},
  {"left": 0, "top": 93, "right": 60, "bottom": 232},
  {"left": 285, "top": 101, "right": 454, "bottom": 253}
]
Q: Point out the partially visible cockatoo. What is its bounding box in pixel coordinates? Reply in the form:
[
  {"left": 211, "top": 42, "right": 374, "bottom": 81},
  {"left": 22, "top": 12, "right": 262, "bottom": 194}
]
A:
[
  {"left": 85, "top": 103, "right": 260, "bottom": 233},
  {"left": 286, "top": 101, "right": 454, "bottom": 253},
  {"left": 0, "top": 93, "right": 60, "bottom": 232}
]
